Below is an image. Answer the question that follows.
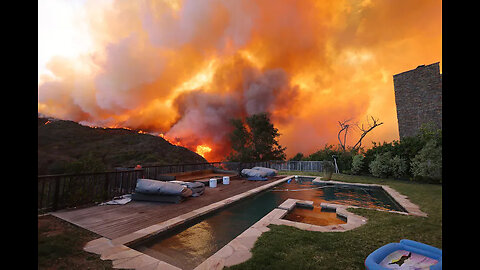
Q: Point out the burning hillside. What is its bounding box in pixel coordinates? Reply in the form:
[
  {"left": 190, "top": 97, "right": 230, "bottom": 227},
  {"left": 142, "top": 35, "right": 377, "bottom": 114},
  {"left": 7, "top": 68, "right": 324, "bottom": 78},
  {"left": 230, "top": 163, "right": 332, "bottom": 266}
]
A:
[
  {"left": 38, "top": 0, "right": 442, "bottom": 161},
  {"left": 37, "top": 116, "right": 207, "bottom": 174}
]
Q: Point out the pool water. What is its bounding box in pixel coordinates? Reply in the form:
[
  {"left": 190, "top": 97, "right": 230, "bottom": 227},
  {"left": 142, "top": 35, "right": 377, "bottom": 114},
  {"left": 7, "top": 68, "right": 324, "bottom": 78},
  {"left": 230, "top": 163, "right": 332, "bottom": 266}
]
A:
[
  {"left": 273, "top": 177, "right": 405, "bottom": 212},
  {"left": 283, "top": 206, "right": 347, "bottom": 226},
  {"left": 132, "top": 177, "right": 405, "bottom": 269}
]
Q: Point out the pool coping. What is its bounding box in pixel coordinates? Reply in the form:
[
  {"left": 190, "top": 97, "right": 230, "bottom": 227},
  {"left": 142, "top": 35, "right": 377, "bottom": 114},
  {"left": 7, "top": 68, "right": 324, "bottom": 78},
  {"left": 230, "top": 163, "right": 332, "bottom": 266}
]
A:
[{"left": 83, "top": 175, "right": 427, "bottom": 269}]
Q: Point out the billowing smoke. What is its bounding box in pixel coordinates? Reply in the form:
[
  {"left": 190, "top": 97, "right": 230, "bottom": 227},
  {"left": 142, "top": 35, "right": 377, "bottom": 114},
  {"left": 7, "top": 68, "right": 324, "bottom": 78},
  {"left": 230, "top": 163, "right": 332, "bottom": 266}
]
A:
[
  {"left": 38, "top": 0, "right": 442, "bottom": 160},
  {"left": 166, "top": 65, "right": 298, "bottom": 158}
]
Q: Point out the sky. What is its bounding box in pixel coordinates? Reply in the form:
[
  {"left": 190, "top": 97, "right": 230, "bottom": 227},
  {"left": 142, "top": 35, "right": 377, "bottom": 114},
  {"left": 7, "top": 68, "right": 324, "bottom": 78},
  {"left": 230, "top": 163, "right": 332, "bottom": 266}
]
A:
[{"left": 38, "top": 0, "right": 442, "bottom": 161}]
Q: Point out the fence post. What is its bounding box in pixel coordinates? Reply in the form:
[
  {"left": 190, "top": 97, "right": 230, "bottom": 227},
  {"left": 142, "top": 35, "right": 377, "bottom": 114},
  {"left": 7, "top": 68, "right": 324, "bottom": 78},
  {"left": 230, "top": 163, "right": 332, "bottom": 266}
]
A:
[
  {"left": 103, "top": 173, "right": 110, "bottom": 201},
  {"left": 52, "top": 177, "right": 60, "bottom": 211}
]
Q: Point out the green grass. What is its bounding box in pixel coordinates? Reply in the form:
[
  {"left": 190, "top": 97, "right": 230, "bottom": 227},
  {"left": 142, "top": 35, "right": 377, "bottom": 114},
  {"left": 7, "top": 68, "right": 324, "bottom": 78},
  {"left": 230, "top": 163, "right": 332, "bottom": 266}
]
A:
[
  {"left": 227, "top": 172, "right": 442, "bottom": 270},
  {"left": 38, "top": 215, "right": 113, "bottom": 269}
]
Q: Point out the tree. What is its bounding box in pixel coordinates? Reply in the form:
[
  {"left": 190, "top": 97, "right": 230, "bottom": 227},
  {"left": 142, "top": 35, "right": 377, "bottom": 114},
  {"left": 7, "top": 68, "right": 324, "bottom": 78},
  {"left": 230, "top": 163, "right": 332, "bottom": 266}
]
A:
[
  {"left": 353, "top": 116, "right": 384, "bottom": 151},
  {"left": 227, "top": 113, "right": 286, "bottom": 162},
  {"left": 337, "top": 119, "right": 352, "bottom": 152},
  {"left": 337, "top": 116, "right": 383, "bottom": 152},
  {"left": 290, "top": 152, "right": 304, "bottom": 161}
]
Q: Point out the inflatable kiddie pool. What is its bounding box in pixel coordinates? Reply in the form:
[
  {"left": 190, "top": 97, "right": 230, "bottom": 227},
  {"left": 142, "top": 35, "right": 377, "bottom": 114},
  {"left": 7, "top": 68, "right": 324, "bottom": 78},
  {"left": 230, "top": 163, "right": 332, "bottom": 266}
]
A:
[{"left": 365, "top": 239, "right": 442, "bottom": 270}]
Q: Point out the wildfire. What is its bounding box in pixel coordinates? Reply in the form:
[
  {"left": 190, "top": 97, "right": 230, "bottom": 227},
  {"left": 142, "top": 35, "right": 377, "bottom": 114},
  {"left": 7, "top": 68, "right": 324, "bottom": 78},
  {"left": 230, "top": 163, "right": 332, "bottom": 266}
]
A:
[
  {"left": 159, "top": 133, "right": 184, "bottom": 147},
  {"left": 158, "top": 133, "right": 212, "bottom": 159},
  {"left": 195, "top": 144, "right": 212, "bottom": 158},
  {"left": 37, "top": 0, "right": 442, "bottom": 160}
]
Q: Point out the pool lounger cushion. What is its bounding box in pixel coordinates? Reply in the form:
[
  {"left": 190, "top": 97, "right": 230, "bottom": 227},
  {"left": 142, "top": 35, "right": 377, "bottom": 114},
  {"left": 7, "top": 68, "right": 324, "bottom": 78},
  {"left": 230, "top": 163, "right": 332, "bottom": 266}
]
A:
[
  {"left": 169, "top": 181, "right": 206, "bottom": 196},
  {"left": 251, "top": 166, "right": 278, "bottom": 176},
  {"left": 135, "top": 178, "right": 185, "bottom": 196},
  {"left": 131, "top": 192, "right": 185, "bottom": 204},
  {"left": 365, "top": 239, "right": 442, "bottom": 270},
  {"left": 241, "top": 168, "right": 268, "bottom": 178}
]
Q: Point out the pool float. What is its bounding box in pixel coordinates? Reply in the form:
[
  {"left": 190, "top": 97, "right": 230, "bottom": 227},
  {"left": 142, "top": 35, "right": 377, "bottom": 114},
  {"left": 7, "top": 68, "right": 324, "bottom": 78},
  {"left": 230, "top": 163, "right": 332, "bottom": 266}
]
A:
[{"left": 365, "top": 239, "right": 442, "bottom": 269}]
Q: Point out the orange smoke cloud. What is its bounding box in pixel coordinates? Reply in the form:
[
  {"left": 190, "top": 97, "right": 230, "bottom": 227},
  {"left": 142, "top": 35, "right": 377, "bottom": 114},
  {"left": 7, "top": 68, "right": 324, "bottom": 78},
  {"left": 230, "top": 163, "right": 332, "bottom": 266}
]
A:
[{"left": 38, "top": 0, "right": 442, "bottom": 161}]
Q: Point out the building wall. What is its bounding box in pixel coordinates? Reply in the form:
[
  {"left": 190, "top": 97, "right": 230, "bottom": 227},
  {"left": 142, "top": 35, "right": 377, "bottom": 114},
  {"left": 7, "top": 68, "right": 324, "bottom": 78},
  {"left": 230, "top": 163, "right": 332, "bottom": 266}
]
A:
[{"left": 393, "top": 62, "right": 442, "bottom": 139}]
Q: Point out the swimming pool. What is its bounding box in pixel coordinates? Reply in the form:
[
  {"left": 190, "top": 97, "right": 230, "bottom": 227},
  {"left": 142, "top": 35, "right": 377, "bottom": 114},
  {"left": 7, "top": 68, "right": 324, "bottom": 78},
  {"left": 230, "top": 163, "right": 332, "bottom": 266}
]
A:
[{"left": 131, "top": 177, "right": 405, "bottom": 269}]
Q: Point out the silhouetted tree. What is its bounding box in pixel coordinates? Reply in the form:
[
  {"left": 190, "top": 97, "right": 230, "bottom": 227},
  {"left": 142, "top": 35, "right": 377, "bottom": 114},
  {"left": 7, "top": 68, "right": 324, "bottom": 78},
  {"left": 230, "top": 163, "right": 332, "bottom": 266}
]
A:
[
  {"left": 227, "top": 113, "right": 286, "bottom": 162},
  {"left": 337, "top": 116, "right": 383, "bottom": 152},
  {"left": 290, "top": 152, "right": 304, "bottom": 161}
]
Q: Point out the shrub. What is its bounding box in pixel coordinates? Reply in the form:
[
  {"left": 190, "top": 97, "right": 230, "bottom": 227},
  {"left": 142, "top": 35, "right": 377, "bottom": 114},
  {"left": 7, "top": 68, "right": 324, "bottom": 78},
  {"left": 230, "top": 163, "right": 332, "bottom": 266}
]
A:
[
  {"left": 305, "top": 144, "right": 354, "bottom": 172},
  {"left": 368, "top": 152, "right": 408, "bottom": 179},
  {"left": 351, "top": 154, "right": 365, "bottom": 175},
  {"left": 364, "top": 124, "right": 441, "bottom": 179},
  {"left": 391, "top": 155, "right": 408, "bottom": 179},
  {"left": 369, "top": 152, "right": 392, "bottom": 178},
  {"left": 411, "top": 140, "right": 442, "bottom": 183}
]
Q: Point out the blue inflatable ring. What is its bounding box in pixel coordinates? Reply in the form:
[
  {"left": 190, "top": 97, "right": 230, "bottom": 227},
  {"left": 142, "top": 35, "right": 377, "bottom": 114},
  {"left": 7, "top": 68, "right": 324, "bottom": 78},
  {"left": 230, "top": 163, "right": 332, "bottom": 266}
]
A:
[{"left": 365, "top": 239, "right": 442, "bottom": 269}]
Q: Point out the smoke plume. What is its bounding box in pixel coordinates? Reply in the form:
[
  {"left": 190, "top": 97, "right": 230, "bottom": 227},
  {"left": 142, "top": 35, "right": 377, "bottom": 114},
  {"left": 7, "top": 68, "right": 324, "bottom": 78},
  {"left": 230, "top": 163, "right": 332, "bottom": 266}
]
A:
[{"left": 38, "top": 0, "right": 442, "bottom": 161}]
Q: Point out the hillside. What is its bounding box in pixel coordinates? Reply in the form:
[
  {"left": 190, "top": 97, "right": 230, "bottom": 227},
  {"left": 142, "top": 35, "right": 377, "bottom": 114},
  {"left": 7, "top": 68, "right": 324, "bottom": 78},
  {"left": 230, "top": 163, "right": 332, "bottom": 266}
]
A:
[{"left": 38, "top": 117, "right": 207, "bottom": 175}]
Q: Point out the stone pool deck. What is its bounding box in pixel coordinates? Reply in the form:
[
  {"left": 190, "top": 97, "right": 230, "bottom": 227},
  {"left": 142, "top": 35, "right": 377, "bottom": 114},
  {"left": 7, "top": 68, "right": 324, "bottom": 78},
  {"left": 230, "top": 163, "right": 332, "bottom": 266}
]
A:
[{"left": 77, "top": 175, "right": 428, "bottom": 269}]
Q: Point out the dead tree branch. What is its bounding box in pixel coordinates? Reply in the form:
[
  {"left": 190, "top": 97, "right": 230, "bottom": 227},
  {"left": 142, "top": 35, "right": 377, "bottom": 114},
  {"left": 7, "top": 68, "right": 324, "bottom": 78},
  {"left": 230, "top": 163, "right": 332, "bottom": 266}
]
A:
[
  {"left": 337, "top": 119, "right": 352, "bottom": 152},
  {"left": 352, "top": 116, "right": 383, "bottom": 151}
]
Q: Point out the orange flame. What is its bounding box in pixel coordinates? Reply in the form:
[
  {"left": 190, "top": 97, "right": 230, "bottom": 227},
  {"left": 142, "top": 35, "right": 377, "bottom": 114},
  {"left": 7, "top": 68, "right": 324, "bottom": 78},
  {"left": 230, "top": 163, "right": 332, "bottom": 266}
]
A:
[
  {"left": 160, "top": 134, "right": 184, "bottom": 147},
  {"left": 195, "top": 144, "right": 212, "bottom": 158}
]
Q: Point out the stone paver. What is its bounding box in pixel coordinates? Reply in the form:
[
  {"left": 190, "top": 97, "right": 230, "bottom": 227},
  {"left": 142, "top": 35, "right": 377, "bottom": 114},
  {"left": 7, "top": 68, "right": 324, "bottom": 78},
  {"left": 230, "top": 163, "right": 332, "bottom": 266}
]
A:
[
  {"left": 112, "top": 254, "right": 160, "bottom": 269},
  {"left": 277, "top": 198, "right": 297, "bottom": 210}
]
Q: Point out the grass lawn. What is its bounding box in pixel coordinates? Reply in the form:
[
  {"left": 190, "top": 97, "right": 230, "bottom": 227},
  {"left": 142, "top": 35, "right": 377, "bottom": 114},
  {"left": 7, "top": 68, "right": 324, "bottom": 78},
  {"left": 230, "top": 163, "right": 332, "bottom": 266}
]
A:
[
  {"left": 38, "top": 214, "right": 113, "bottom": 269},
  {"left": 226, "top": 172, "right": 442, "bottom": 270}
]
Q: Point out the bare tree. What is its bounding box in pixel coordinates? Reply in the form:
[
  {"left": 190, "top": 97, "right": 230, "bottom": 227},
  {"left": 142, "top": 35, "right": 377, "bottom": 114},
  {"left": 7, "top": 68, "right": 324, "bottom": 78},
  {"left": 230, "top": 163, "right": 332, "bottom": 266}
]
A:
[
  {"left": 337, "top": 118, "right": 352, "bottom": 151},
  {"left": 352, "top": 116, "right": 383, "bottom": 151},
  {"left": 337, "top": 116, "right": 383, "bottom": 152}
]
